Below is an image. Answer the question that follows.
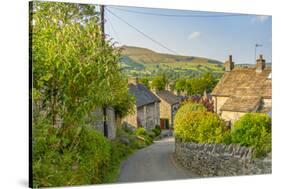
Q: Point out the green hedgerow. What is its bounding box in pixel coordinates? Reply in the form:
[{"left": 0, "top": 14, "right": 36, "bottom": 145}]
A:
[
  {"left": 174, "top": 103, "right": 227, "bottom": 143},
  {"left": 32, "top": 121, "right": 113, "bottom": 187},
  {"left": 32, "top": 117, "right": 133, "bottom": 187},
  {"left": 228, "top": 113, "right": 272, "bottom": 158}
]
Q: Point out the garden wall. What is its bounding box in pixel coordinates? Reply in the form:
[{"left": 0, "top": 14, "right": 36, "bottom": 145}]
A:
[{"left": 175, "top": 140, "right": 271, "bottom": 176}]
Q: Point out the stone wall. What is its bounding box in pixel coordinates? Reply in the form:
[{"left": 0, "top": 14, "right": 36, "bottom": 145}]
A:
[
  {"left": 159, "top": 100, "right": 172, "bottom": 125},
  {"left": 214, "top": 96, "right": 229, "bottom": 114},
  {"left": 171, "top": 103, "right": 179, "bottom": 128},
  {"left": 137, "top": 102, "right": 160, "bottom": 131},
  {"left": 175, "top": 140, "right": 271, "bottom": 176},
  {"left": 123, "top": 106, "right": 138, "bottom": 128},
  {"left": 263, "top": 98, "right": 272, "bottom": 108},
  {"left": 123, "top": 102, "right": 160, "bottom": 131},
  {"left": 221, "top": 111, "right": 246, "bottom": 125}
]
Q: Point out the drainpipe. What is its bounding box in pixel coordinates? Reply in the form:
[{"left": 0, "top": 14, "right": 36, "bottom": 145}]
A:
[{"left": 103, "top": 106, "right": 108, "bottom": 138}]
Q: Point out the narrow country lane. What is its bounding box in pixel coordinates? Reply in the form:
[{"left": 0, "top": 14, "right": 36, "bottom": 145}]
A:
[{"left": 117, "top": 137, "right": 198, "bottom": 183}]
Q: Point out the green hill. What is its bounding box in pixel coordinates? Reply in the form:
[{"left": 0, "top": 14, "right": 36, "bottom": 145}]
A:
[{"left": 119, "top": 46, "right": 224, "bottom": 79}]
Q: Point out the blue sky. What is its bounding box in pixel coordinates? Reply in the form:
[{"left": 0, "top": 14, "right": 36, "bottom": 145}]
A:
[{"left": 104, "top": 5, "right": 272, "bottom": 64}]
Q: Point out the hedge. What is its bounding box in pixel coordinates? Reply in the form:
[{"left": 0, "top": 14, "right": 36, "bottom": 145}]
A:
[
  {"left": 225, "top": 113, "right": 272, "bottom": 158},
  {"left": 174, "top": 103, "right": 227, "bottom": 143},
  {"left": 32, "top": 118, "right": 132, "bottom": 187}
]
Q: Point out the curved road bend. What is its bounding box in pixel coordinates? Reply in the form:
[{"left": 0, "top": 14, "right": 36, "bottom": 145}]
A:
[{"left": 117, "top": 137, "right": 198, "bottom": 183}]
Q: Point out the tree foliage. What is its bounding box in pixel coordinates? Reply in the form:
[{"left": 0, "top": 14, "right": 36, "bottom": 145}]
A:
[
  {"left": 31, "top": 1, "right": 135, "bottom": 187},
  {"left": 151, "top": 73, "right": 168, "bottom": 91},
  {"left": 139, "top": 77, "right": 150, "bottom": 89},
  {"left": 174, "top": 73, "right": 218, "bottom": 95},
  {"left": 32, "top": 1, "right": 134, "bottom": 128}
]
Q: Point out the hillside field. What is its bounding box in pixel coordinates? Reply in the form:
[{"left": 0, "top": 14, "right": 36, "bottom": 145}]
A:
[{"left": 119, "top": 46, "right": 224, "bottom": 79}]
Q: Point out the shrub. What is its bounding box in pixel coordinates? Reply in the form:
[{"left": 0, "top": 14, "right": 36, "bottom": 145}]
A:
[
  {"left": 174, "top": 103, "right": 227, "bottom": 143},
  {"left": 148, "top": 131, "right": 156, "bottom": 139},
  {"left": 134, "top": 127, "right": 148, "bottom": 136},
  {"left": 117, "top": 127, "right": 150, "bottom": 149},
  {"left": 227, "top": 113, "right": 272, "bottom": 158},
  {"left": 152, "top": 125, "right": 161, "bottom": 137},
  {"left": 134, "top": 127, "right": 154, "bottom": 145},
  {"left": 155, "top": 125, "right": 161, "bottom": 130},
  {"left": 32, "top": 120, "right": 112, "bottom": 187}
]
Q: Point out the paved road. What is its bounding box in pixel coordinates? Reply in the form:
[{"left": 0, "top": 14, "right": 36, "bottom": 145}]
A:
[{"left": 117, "top": 137, "right": 198, "bottom": 183}]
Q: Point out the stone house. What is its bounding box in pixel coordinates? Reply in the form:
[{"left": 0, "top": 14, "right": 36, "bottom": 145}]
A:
[
  {"left": 123, "top": 78, "right": 161, "bottom": 131},
  {"left": 211, "top": 55, "right": 272, "bottom": 124},
  {"left": 155, "top": 90, "right": 181, "bottom": 129}
]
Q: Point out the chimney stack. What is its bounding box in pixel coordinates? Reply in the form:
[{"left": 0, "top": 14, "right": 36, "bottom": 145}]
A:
[
  {"left": 128, "top": 77, "right": 139, "bottom": 85},
  {"left": 224, "top": 55, "right": 234, "bottom": 72},
  {"left": 256, "top": 54, "right": 266, "bottom": 73}
]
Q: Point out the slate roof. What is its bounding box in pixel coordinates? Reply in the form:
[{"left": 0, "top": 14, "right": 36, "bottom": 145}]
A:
[
  {"left": 129, "top": 83, "right": 160, "bottom": 108},
  {"left": 220, "top": 96, "right": 261, "bottom": 112},
  {"left": 156, "top": 90, "right": 181, "bottom": 105},
  {"left": 212, "top": 67, "right": 272, "bottom": 98}
]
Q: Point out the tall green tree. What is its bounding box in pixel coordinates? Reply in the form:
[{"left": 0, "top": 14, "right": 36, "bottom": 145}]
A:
[
  {"left": 174, "top": 73, "right": 218, "bottom": 96},
  {"left": 31, "top": 2, "right": 134, "bottom": 187},
  {"left": 139, "top": 77, "right": 150, "bottom": 89},
  {"left": 32, "top": 1, "right": 134, "bottom": 128},
  {"left": 151, "top": 73, "right": 168, "bottom": 91}
]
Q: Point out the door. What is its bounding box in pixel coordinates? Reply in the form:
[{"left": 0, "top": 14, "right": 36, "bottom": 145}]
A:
[{"left": 160, "top": 119, "right": 165, "bottom": 129}]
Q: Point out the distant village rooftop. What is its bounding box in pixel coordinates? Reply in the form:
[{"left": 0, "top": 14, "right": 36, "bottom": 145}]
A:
[
  {"left": 156, "top": 90, "right": 181, "bottom": 105},
  {"left": 128, "top": 77, "right": 160, "bottom": 108}
]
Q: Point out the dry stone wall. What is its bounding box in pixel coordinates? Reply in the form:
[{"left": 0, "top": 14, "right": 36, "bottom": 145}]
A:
[{"left": 175, "top": 140, "right": 271, "bottom": 176}]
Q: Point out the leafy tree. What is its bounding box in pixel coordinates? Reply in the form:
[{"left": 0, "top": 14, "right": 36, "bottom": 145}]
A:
[
  {"left": 32, "top": 1, "right": 134, "bottom": 128},
  {"left": 139, "top": 77, "right": 150, "bottom": 89},
  {"left": 151, "top": 74, "right": 168, "bottom": 91},
  {"left": 174, "top": 77, "right": 187, "bottom": 92},
  {"left": 175, "top": 73, "right": 218, "bottom": 96},
  {"left": 31, "top": 1, "right": 135, "bottom": 186}
]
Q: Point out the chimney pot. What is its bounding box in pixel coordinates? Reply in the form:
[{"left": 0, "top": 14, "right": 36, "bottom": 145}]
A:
[
  {"left": 224, "top": 55, "right": 234, "bottom": 72},
  {"left": 229, "top": 55, "right": 232, "bottom": 62},
  {"left": 256, "top": 54, "right": 266, "bottom": 73}
]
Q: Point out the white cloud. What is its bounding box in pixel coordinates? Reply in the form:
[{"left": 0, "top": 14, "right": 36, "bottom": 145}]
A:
[
  {"left": 252, "top": 15, "right": 270, "bottom": 23},
  {"left": 188, "top": 31, "right": 201, "bottom": 40}
]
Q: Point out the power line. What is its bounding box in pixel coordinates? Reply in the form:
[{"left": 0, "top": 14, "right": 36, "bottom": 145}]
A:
[
  {"left": 109, "top": 6, "right": 252, "bottom": 18},
  {"left": 105, "top": 8, "right": 180, "bottom": 55},
  {"left": 107, "top": 18, "right": 122, "bottom": 44}
]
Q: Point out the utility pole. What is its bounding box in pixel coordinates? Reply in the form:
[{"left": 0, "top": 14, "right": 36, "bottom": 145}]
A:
[
  {"left": 100, "top": 5, "right": 105, "bottom": 41},
  {"left": 100, "top": 5, "right": 108, "bottom": 138}
]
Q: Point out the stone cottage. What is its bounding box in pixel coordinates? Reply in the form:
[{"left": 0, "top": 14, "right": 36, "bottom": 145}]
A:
[
  {"left": 211, "top": 55, "right": 272, "bottom": 124},
  {"left": 123, "top": 78, "right": 161, "bottom": 131},
  {"left": 155, "top": 90, "right": 181, "bottom": 129}
]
